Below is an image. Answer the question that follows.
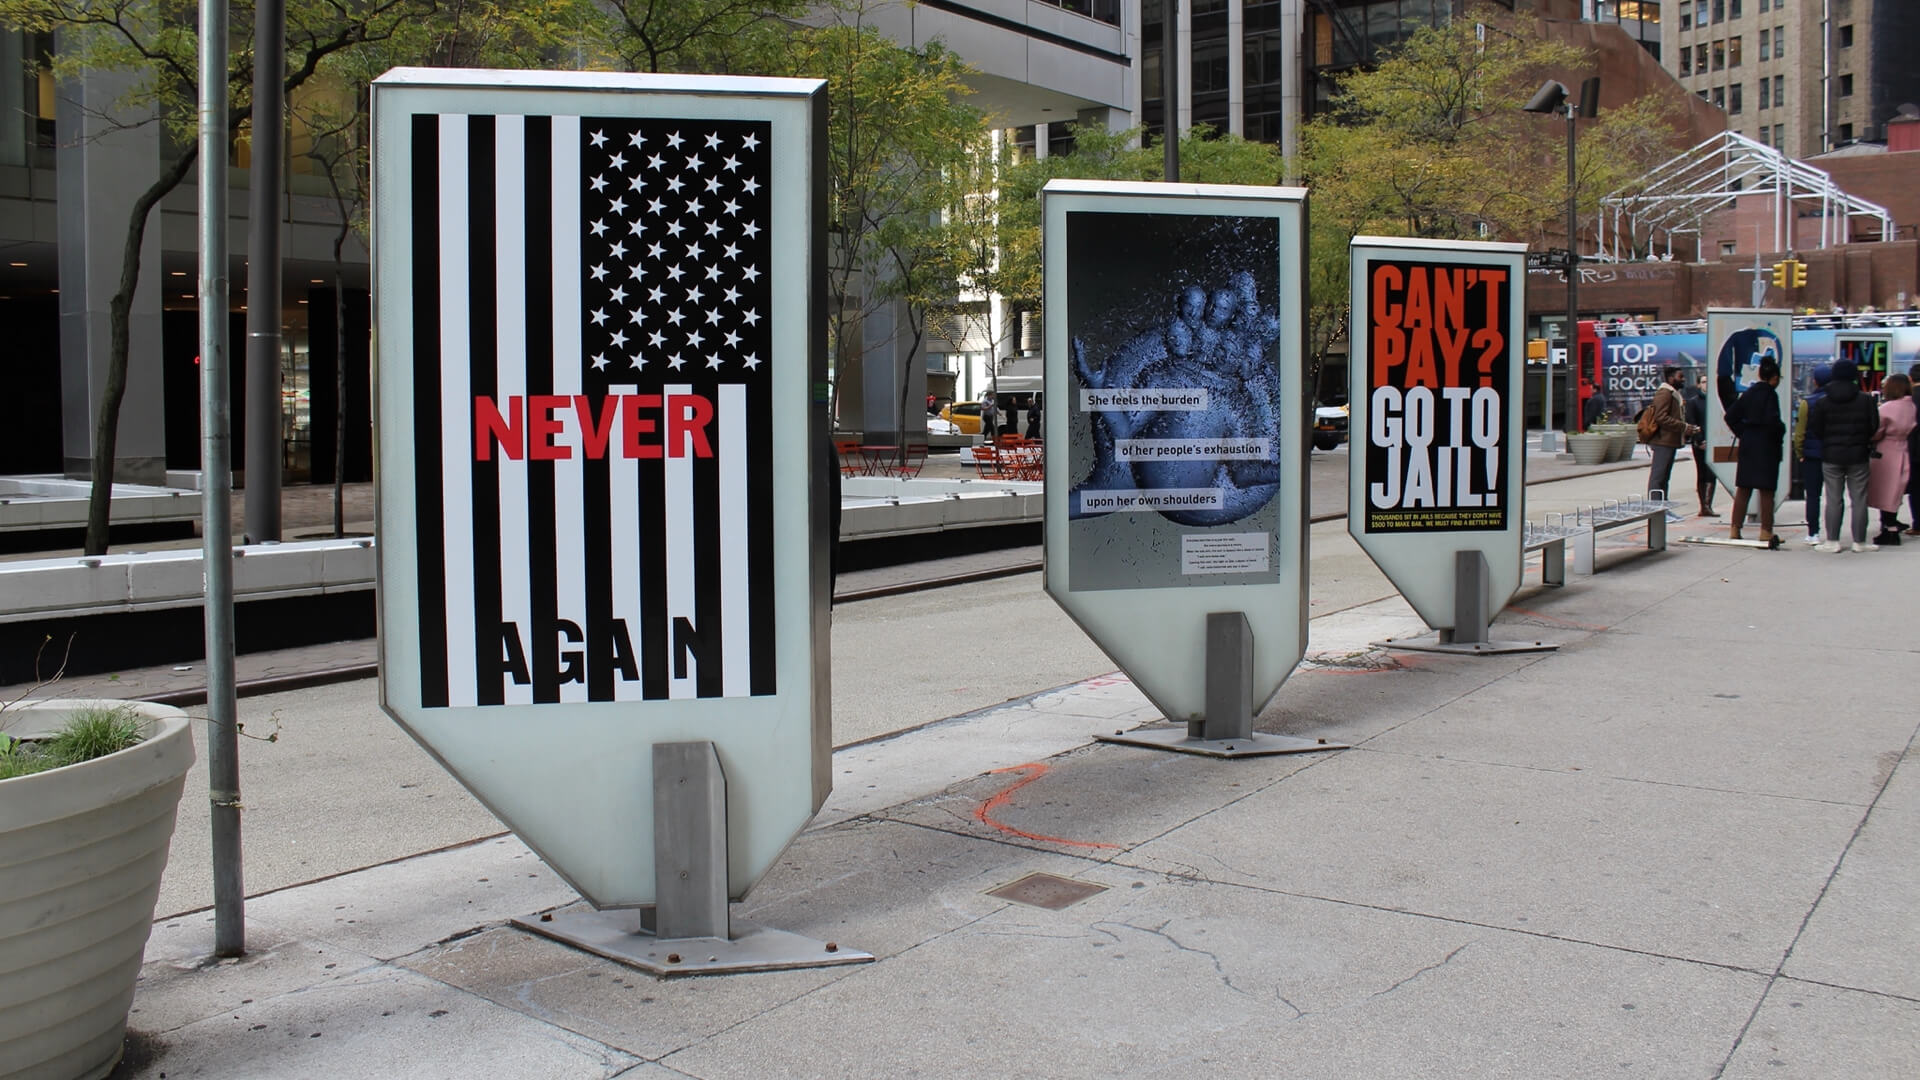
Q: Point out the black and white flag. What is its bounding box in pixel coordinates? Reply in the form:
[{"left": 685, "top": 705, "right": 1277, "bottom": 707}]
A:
[{"left": 408, "top": 113, "right": 776, "bottom": 708}]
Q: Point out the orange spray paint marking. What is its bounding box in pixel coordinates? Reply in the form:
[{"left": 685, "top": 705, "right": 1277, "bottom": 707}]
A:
[{"left": 973, "top": 763, "right": 1121, "bottom": 850}]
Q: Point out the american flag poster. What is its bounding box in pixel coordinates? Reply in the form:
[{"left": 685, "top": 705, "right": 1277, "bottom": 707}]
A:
[{"left": 407, "top": 112, "right": 776, "bottom": 708}]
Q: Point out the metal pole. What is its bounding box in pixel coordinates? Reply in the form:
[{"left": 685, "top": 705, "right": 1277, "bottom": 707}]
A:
[
  {"left": 243, "top": 0, "right": 286, "bottom": 543},
  {"left": 199, "top": 0, "right": 245, "bottom": 957},
  {"left": 1564, "top": 105, "right": 1579, "bottom": 438},
  {"left": 1162, "top": 0, "right": 1179, "bottom": 182}
]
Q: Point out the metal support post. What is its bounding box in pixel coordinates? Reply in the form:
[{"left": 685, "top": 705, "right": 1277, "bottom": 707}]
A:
[
  {"left": 199, "top": 0, "right": 245, "bottom": 960},
  {"left": 1096, "top": 613, "right": 1346, "bottom": 758},
  {"left": 515, "top": 741, "right": 871, "bottom": 976},
  {"left": 243, "top": 0, "right": 286, "bottom": 543},
  {"left": 1375, "top": 552, "right": 1559, "bottom": 657},
  {"left": 651, "top": 742, "right": 729, "bottom": 940}
]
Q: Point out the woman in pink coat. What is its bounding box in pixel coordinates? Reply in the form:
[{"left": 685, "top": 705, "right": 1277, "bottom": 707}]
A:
[{"left": 1869, "top": 373, "right": 1916, "bottom": 546}]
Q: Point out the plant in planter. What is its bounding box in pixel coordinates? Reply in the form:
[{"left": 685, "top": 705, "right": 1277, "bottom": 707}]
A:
[
  {"left": 1, "top": 661, "right": 196, "bottom": 1080},
  {"left": 1565, "top": 429, "right": 1611, "bottom": 466}
]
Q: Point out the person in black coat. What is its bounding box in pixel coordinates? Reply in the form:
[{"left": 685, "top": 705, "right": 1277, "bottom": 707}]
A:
[
  {"left": 1807, "top": 358, "right": 1882, "bottom": 550},
  {"left": 1727, "top": 357, "right": 1787, "bottom": 542},
  {"left": 1683, "top": 374, "right": 1717, "bottom": 516}
]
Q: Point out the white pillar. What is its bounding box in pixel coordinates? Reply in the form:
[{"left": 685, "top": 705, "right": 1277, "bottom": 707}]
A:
[{"left": 1228, "top": 0, "right": 1245, "bottom": 137}]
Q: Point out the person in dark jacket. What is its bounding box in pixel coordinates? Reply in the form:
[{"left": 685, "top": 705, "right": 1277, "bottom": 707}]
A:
[
  {"left": 1806, "top": 358, "right": 1882, "bottom": 551},
  {"left": 1791, "top": 364, "right": 1833, "bottom": 543},
  {"left": 1683, "top": 374, "right": 1717, "bottom": 516},
  {"left": 1727, "top": 357, "right": 1787, "bottom": 543}
]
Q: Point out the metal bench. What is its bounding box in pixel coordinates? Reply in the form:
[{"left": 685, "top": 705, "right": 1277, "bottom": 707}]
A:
[{"left": 1525, "top": 494, "right": 1679, "bottom": 584}]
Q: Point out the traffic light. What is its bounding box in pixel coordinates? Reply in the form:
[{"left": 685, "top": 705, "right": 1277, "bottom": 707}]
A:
[
  {"left": 1792, "top": 260, "right": 1808, "bottom": 288},
  {"left": 1770, "top": 261, "right": 1789, "bottom": 288}
]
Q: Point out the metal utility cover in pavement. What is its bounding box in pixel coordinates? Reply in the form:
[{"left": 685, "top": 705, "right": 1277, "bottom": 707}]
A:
[
  {"left": 1041, "top": 180, "right": 1311, "bottom": 725},
  {"left": 1347, "top": 237, "right": 1528, "bottom": 631},
  {"left": 988, "top": 873, "right": 1109, "bottom": 910},
  {"left": 370, "top": 69, "right": 831, "bottom": 909}
]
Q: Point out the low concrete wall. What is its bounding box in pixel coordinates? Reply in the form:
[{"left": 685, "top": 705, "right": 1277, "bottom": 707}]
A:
[{"left": 0, "top": 537, "right": 375, "bottom": 624}]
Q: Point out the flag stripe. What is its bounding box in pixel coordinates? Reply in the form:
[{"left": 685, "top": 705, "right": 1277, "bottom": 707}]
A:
[
  {"left": 439, "top": 115, "right": 478, "bottom": 708},
  {"left": 465, "top": 115, "right": 504, "bottom": 708},
  {"left": 720, "top": 382, "right": 749, "bottom": 697},
  {"left": 493, "top": 115, "right": 532, "bottom": 706},
  {"left": 747, "top": 358, "right": 776, "bottom": 694},
  {"left": 522, "top": 116, "right": 561, "bottom": 704},
  {"left": 692, "top": 379, "right": 725, "bottom": 698},
  {"left": 665, "top": 380, "right": 695, "bottom": 699},
  {"left": 550, "top": 117, "right": 593, "bottom": 704},
  {"left": 410, "top": 115, "right": 449, "bottom": 709}
]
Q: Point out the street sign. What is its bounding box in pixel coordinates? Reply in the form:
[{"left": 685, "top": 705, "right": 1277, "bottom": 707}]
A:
[
  {"left": 1702, "top": 309, "right": 1793, "bottom": 501},
  {"left": 1348, "top": 237, "right": 1537, "bottom": 650},
  {"left": 1526, "top": 248, "right": 1575, "bottom": 271},
  {"left": 1041, "top": 179, "right": 1311, "bottom": 733},
  {"left": 370, "top": 69, "right": 830, "bottom": 908}
]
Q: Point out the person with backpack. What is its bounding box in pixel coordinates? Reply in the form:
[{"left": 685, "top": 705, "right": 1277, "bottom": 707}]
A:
[
  {"left": 1807, "top": 358, "right": 1882, "bottom": 552},
  {"left": 1791, "top": 363, "right": 1833, "bottom": 544},
  {"left": 1641, "top": 365, "right": 1696, "bottom": 504}
]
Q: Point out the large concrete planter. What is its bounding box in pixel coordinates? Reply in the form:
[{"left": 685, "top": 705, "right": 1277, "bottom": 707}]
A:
[{"left": 0, "top": 701, "right": 194, "bottom": 1080}]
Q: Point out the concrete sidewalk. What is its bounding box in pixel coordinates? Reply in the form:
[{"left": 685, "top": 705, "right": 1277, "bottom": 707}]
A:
[{"left": 118, "top": 512, "right": 1917, "bottom": 1078}]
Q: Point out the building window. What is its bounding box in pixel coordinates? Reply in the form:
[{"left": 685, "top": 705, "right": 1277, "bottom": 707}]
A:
[
  {"left": 1839, "top": 123, "right": 1854, "bottom": 142},
  {"left": 1838, "top": 73, "right": 1853, "bottom": 97},
  {"left": 1697, "top": 43, "right": 1708, "bottom": 71},
  {"left": 1774, "top": 25, "right": 1784, "bottom": 59},
  {"left": 1773, "top": 123, "right": 1784, "bottom": 145},
  {"left": 1712, "top": 85, "right": 1725, "bottom": 109},
  {"left": 1730, "top": 83, "right": 1742, "bottom": 114},
  {"left": 1757, "top": 126, "right": 1768, "bottom": 146},
  {"left": 1681, "top": 8, "right": 1692, "bottom": 30},
  {"left": 1712, "top": 40, "right": 1725, "bottom": 70},
  {"left": 1759, "top": 29, "right": 1768, "bottom": 56},
  {"left": 1729, "top": 0, "right": 1741, "bottom": 18},
  {"left": 1711, "top": 0, "right": 1723, "bottom": 23},
  {"left": 1759, "top": 0, "right": 1768, "bottom": 11},
  {"left": 1758, "top": 80, "right": 1766, "bottom": 109},
  {"left": 1773, "top": 75, "right": 1784, "bottom": 107},
  {"left": 1728, "top": 36, "right": 1741, "bottom": 66},
  {"left": 1681, "top": 48, "right": 1693, "bottom": 76},
  {"left": 1838, "top": 24, "right": 1854, "bottom": 48}
]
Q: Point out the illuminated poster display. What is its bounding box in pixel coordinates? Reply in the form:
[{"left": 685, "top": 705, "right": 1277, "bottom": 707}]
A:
[
  {"left": 371, "top": 69, "right": 828, "bottom": 908},
  {"left": 1349, "top": 238, "right": 1527, "bottom": 632},
  {"left": 1042, "top": 180, "right": 1308, "bottom": 727},
  {"left": 1703, "top": 309, "right": 1794, "bottom": 497}
]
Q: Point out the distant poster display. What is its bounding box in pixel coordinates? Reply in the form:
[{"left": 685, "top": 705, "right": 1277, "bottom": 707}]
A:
[
  {"left": 1063, "top": 210, "right": 1285, "bottom": 591},
  {"left": 1703, "top": 309, "right": 1794, "bottom": 497},
  {"left": 1358, "top": 256, "right": 1514, "bottom": 533}
]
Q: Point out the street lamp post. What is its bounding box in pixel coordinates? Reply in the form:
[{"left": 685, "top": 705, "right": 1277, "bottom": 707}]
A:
[{"left": 1525, "top": 77, "right": 1598, "bottom": 451}]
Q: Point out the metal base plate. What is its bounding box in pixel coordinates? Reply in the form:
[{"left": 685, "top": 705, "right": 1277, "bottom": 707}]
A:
[
  {"left": 1096, "top": 727, "right": 1347, "bottom": 758},
  {"left": 1372, "top": 634, "right": 1560, "bottom": 655},
  {"left": 513, "top": 907, "right": 874, "bottom": 977},
  {"left": 1675, "top": 534, "right": 1783, "bottom": 549}
]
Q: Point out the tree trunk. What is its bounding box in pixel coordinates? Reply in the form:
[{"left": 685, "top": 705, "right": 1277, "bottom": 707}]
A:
[{"left": 85, "top": 148, "right": 200, "bottom": 556}]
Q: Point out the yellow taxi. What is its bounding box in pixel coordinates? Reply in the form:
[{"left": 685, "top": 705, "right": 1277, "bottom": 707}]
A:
[{"left": 939, "top": 401, "right": 985, "bottom": 435}]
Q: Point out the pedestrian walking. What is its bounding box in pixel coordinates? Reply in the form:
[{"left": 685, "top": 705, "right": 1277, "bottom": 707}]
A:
[
  {"left": 1807, "top": 358, "right": 1881, "bottom": 552},
  {"left": 1868, "top": 373, "right": 1916, "bottom": 546},
  {"left": 1684, "top": 374, "right": 1718, "bottom": 517},
  {"left": 981, "top": 392, "right": 999, "bottom": 441},
  {"left": 1642, "top": 366, "right": 1695, "bottom": 502},
  {"left": 1792, "top": 364, "right": 1833, "bottom": 543},
  {"left": 1726, "top": 357, "right": 1787, "bottom": 544}
]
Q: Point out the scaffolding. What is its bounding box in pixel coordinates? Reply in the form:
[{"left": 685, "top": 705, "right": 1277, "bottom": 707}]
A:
[{"left": 1596, "top": 130, "right": 1894, "bottom": 263}]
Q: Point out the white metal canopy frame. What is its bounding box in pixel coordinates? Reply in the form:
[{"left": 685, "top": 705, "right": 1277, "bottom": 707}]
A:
[{"left": 1597, "top": 131, "right": 1894, "bottom": 262}]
